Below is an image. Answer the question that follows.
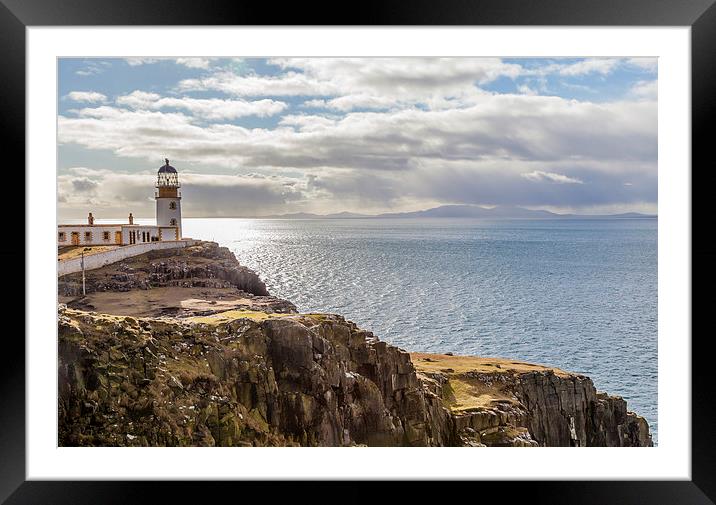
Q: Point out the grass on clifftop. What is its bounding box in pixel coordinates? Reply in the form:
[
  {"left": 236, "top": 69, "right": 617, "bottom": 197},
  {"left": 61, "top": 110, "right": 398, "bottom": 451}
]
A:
[
  {"left": 441, "top": 377, "right": 517, "bottom": 412},
  {"left": 187, "top": 310, "right": 334, "bottom": 326},
  {"left": 411, "top": 353, "right": 573, "bottom": 414},
  {"left": 58, "top": 245, "right": 119, "bottom": 261},
  {"left": 187, "top": 310, "right": 293, "bottom": 325},
  {"left": 410, "top": 353, "right": 571, "bottom": 378}
]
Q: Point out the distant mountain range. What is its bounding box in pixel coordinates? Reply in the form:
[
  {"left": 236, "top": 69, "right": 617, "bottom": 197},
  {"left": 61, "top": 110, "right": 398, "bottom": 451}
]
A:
[
  {"left": 261, "top": 205, "right": 656, "bottom": 220},
  {"left": 262, "top": 211, "right": 369, "bottom": 219}
]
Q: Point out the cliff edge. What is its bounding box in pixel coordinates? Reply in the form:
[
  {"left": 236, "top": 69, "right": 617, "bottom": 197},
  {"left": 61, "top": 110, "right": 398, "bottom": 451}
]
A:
[{"left": 57, "top": 241, "right": 652, "bottom": 447}]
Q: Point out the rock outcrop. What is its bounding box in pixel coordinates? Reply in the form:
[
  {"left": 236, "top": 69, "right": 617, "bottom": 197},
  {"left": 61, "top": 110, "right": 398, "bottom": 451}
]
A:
[
  {"left": 58, "top": 241, "right": 269, "bottom": 297},
  {"left": 412, "top": 354, "right": 652, "bottom": 447}
]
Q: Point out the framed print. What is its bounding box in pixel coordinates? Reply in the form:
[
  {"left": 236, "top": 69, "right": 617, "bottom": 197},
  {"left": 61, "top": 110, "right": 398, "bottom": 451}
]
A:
[{"left": 5, "top": 0, "right": 714, "bottom": 503}]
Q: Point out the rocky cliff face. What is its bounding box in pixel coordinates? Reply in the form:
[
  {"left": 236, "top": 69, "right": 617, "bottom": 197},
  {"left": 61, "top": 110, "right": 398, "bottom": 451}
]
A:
[
  {"left": 412, "top": 355, "right": 652, "bottom": 447},
  {"left": 58, "top": 307, "right": 651, "bottom": 447},
  {"left": 58, "top": 242, "right": 269, "bottom": 297},
  {"left": 58, "top": 307, "right": 456, "bottom": 446}
]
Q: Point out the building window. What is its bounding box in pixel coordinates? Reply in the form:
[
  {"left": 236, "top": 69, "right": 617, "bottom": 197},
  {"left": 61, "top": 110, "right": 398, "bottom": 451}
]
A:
[
  {"left": 84, "top": 231, "right": 92, "bottom": 242},
  {"left": 58, "top": 231, "right": 66, "bottom": 242},
  {"left": 169, "top": 201, "right": 177, "bottom": 210},
  {"left": 103, "top": 231, "right": 110, "bottom": 241},
  {"left": 170, "top": 218, "right": 177, "bottom": 226}
]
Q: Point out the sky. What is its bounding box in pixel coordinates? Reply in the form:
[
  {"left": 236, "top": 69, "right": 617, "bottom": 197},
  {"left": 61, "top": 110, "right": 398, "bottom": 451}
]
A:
[{"left": 57, "top": 57, "right": 657, "bottom": 219}]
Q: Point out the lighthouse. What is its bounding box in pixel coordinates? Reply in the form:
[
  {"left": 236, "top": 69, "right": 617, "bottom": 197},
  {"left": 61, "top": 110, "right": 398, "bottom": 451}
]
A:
[
  {"left": 58, "top": 158, "right": 187, "bottom": 248},
  {"left": 155, "top": 158, "right": 182, "bottom": 239}
]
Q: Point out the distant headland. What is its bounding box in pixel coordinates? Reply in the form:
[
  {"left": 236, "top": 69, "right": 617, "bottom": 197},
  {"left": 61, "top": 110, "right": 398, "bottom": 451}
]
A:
[{"left": 260, "top": 205, "right": 656, "bottom": 220}]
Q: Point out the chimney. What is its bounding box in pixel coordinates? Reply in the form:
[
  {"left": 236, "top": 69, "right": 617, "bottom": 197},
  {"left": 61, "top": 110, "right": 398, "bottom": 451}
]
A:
[
  {"left": 88, "top": 212, "right": 94, "bottom": 225},
  {"left": 128, "top": 212, "right": 134, "bottom": 225}
]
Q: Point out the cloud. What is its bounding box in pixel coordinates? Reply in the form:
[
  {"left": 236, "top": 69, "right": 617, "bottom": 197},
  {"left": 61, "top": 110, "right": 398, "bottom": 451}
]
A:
[
  {"left": 177, "top": 58, "right": 522, "bottom": 110},
  {"left": 115, "top": 91, "right": 162, "bottom": 108},
  {"left": 630, "top": 80, "right": 657, "bottom": 100},
  {"left": 300, "top": 159, "right": 655, "bottom": 212},
  {"left": 178, "top": 70, "right": 339, "bottom": 97},
  {"left": 517, "top": 84, "right": 538, "bottom": 96},
  {"left": 125, "top": 58, "right": 159, "bottom": 66},
  {"left": 553, "top": 58, "right": 621, "bottom": 76},
  {"left": 303, "top": 95, "right": 399, "bottom": 111},
  {"left": 626, "top": 58, "right": 658, "bottom": 73},
  {"left": 125, "top": 57, "right": 218, "bottom": 69},
  {"left": 523, "top": 57, "right": 657, "bottom": 79},
  {"left": 65, "top": 91, "right": 107, "bottom": 103},
  {"left": 175, "top": 57, "right": 658, "bottom": 113},
  {"left": 70, "top": 177, "right": 99, "bottom": 192},
  {"left": 115, "top": 90, "right": 287, "bottom": 120},
  {"left": 175, "top": 57, "right": 217, "bottom": 69},
  {"left": 75, "top": 61, "right": 110, "bottom": 76},
  {"left": 58, "top": 168, "right": 306, "bottom": 218},
  {"left": 521, "top": 170, "right": 584, "bottom": 184},
  {"left": 60, "top": 92, "right": 657, "bottom": 174}
]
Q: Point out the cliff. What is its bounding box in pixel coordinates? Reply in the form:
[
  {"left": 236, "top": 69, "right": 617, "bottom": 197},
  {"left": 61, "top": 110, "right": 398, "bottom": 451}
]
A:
[
  {"left": 413, "top": 354, "right": 652, "bottom": 447},
  {"left": 57, "top": 241, "right": 652, "bottom": 447},
  {"left": 58, "top": 241, "right": 271, "bottom": 299}
]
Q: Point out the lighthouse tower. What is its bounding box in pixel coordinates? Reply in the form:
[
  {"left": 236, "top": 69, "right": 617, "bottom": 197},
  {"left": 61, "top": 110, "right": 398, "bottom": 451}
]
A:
[{"left": 155, "top": 158, "right": 182, "bottom": 239}]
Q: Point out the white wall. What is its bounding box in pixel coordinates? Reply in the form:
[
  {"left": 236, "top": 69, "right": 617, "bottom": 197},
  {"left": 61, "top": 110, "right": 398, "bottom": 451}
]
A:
[
  {"left": 57, "top": 225, "right": 122, "bottom": 246},
  {"left": 121, "top": 225, "right": 165, "bottom": 245},
  {"left": 58, "top": 225, "right": 180, "bottom": 246},
  {"left": 57, "top": 239, "right": 197, "bottom": 277},
  {"left": 156, "top": 197, "right": 182, "bottom": 238}
]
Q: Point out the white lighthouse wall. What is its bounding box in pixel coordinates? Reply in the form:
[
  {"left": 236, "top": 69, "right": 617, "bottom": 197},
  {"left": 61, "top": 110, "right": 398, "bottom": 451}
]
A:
[
  {"left": 159, "top": 226, "right": 179, "bottom": 241},
  {"left": 156, "top": 198, "right": 182, "bottom": 238}
]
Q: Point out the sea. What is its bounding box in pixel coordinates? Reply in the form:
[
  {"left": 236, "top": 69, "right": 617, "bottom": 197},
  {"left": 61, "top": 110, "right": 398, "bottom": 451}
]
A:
[{"left": 181, "top": 217, "right": 658, "bottom": 444}]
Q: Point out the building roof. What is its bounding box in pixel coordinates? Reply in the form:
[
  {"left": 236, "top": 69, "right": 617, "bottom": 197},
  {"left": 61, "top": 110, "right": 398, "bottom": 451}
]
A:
[{"left": 158, "top": 158, "right": 177, "bottom": 174}]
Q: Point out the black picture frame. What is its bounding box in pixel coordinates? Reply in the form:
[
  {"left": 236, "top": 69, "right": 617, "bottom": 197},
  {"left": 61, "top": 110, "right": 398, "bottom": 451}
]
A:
[{"left": 4, "top": 0, "right": 713, "bottom": 503}]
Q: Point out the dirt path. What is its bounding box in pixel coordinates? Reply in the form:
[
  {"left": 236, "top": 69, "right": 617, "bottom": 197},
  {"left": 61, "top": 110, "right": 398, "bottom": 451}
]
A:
[{"left": 61, "top": 286, "right": 291, "bottom": 318}]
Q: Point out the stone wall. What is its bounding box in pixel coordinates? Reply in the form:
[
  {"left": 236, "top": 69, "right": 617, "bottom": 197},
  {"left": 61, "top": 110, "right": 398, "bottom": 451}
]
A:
[{"left": 58, "top": 240, "right": 198, "bottom": 277}]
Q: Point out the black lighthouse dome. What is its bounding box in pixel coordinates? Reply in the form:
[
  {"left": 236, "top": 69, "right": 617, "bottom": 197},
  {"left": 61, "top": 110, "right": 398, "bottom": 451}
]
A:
[
  {"left": 158, "top": 158, "right": 177, "bottom": 174},
  {"left": 156, "top": 158, "right": 180, "bottom": 189}
]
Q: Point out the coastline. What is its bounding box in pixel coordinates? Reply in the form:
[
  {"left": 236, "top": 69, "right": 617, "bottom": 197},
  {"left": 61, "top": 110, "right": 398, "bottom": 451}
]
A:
[{"left": 57, "top": 240, "right": 653, "bottom": 447}]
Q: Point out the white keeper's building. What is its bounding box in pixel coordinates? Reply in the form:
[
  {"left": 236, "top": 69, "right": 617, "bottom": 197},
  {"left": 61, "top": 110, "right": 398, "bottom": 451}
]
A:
[{"left": 58, "top": 159, "right": 184, "bottom": 247}]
